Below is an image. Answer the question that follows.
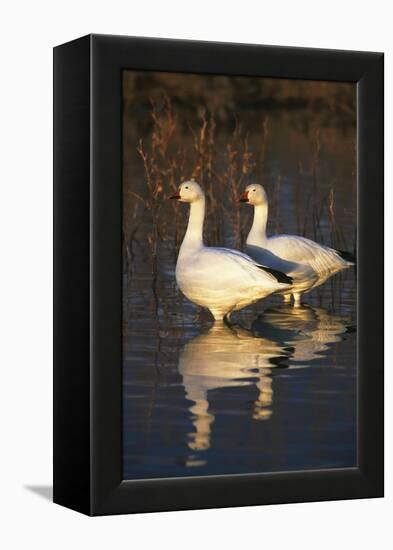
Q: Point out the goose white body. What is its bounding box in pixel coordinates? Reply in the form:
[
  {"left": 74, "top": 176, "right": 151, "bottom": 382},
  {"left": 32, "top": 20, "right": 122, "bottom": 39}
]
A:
[
  {"left": 240, "top": 184, "right": 354, "bottom": 305},
  {"left": 172, "top": 181, "right": 292, "bottom": 321}
]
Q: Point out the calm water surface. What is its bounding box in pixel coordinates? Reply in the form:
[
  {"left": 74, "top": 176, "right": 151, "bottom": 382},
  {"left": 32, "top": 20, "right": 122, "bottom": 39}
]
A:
[{"left": 123, "top": 237, "right": 356, "bottom": 480}]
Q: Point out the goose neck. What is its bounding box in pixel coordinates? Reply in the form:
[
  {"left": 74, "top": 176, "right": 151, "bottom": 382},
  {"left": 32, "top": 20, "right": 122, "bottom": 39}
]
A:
[
  {"left": 247, "top": 203, "right": 268, "bottom": 246},
  {"left": 181, "top": 196, "right": 205, "bottom": 251}
]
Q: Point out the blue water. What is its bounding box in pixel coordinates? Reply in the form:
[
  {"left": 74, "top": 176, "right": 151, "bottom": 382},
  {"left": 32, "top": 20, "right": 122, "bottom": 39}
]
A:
[{"left": 123, "top": 266, "right": 356, "bottom": 480}]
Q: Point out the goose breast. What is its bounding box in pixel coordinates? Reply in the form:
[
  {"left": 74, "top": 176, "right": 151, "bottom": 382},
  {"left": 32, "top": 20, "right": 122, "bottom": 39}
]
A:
[{"left": 176, "top": 247, "right": 291, "bottom": 313}]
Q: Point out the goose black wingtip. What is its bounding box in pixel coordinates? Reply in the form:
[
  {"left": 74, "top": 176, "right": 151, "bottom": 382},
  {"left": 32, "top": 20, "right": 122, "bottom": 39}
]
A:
[
  {"left": 257, "top": 265, "right": 293, "bottom": 285},
  {"left": 336, "top": 249, "right": 357, "bottom": 264}
]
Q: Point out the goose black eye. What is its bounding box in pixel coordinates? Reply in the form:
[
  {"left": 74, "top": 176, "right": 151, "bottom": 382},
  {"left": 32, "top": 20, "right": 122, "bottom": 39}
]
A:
[
  {"left": 253, "top": 189, "right": 256, "bottom": 192},
  {"left": 185, "top": 186, "right": 189, "bottom": 189}
]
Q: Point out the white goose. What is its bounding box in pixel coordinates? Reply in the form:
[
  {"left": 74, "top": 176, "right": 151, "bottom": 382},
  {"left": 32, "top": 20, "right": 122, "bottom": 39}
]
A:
[
  {"left": 239, "top": 184, "right": 355, "bottom": 306},
  {"left": 170, "top": 181, "right": 292, "bottom": 322}
]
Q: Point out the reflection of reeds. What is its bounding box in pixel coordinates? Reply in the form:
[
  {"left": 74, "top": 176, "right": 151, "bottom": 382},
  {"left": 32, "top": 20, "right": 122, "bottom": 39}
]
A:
[
  {"left": 311, "top": 127, "right": 322, "bottom": 242},
  {"left": 294, "top": 160, "right": 304, "bottom": 235},
  {"left": 328, "top": 188, "right": 337, "bottom": 248}
]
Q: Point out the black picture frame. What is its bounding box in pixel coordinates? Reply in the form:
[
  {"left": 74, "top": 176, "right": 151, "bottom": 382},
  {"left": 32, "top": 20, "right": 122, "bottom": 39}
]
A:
[{"left": 53, "top": 34, "right": 384, "bottom": 516}]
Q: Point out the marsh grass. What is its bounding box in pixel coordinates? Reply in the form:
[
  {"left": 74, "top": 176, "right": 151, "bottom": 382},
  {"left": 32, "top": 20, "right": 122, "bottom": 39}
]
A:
[{"left": 123, "top": 97, "right": 261, "bottom": 274}]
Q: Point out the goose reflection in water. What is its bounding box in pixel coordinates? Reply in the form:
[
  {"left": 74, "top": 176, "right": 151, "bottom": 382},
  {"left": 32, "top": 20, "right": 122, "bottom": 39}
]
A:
[
  {"left": 178, "top": 305, "right": 354, "bottom": 453},
  {"left": 178, "top": 324, "right": 292, "bottom": 452},
  {"left": 251, "top": 305, "right": 354, "bottom": 363}
]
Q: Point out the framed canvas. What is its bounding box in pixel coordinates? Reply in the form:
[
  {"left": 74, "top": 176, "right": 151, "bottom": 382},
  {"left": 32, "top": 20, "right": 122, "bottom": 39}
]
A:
[{"left": 53, "top": 34, "right": 384, "bottom": 516}]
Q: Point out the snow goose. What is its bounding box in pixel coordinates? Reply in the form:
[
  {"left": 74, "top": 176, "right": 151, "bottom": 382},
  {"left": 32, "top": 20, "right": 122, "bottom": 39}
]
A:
[
  {"left": 170, "top": 181, "right": 292, "bottom": 322},
  {"left": 239, "top": 184, "right": 355, "bottom": 306}
]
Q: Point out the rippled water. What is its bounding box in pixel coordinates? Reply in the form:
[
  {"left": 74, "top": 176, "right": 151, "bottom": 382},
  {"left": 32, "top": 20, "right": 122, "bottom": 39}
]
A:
[{"left": 122, "top": 73, "right": 356, "bottom": 480}]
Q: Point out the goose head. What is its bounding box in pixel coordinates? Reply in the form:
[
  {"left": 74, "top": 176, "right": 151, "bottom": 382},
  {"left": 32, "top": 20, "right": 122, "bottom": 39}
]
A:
[
  {"left": 170, "top": 180, "right": 204, "bottom": 203},
  {"left": 238, "top": 184, "right": 268, "bottom": 206}
]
